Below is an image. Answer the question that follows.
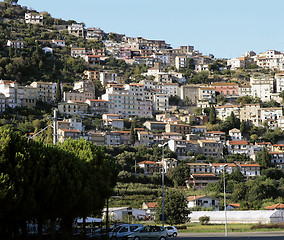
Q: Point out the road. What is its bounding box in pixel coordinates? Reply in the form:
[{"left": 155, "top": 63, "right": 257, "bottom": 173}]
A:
[{"left": 175, "top": 231, "right": 284, "bottom": 240}]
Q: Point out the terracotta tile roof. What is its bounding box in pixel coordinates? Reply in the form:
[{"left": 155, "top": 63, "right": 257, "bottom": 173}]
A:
[
  {"left": 265, "top": 203, "right": 284, "bottom": 210},
  {"left": 269, "top": 151, "right": 284, "bottom": 154},
  {"left": 138, "top": 161, "right": 159, "bottom": 165},
  {"left": 211, "top": 163, "right": 236, "bottom": 167},
  {"left": 238, "top": 164, "right": 260, "bottom": 167},
  {"left": 227, "top": 203, "right": 240, "bottom": 208},
  {"left": 187, "top": 195, "right": 207, "bottom": 201},
  {"left": 211, "top": 82, "right": 238, "bottom": 86},
  {"left": 87, "top": 99, "right": 108, "bottom": 102},
  {"left": 144, "top": 202, "right": 158, "bottom": 208},
  {"left": 191, "top": 173, "right": 218, "bottom": 177},
  {"left": 206, "top": 131, "right": 225, "bottom": 134},
  {"left": 228, "top": 140, "right": 248, "bottom": 145}
]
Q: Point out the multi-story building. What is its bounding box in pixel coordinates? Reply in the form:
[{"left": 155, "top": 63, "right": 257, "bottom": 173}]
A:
[
  {"left": 229, "top": 128, "right": 242, "bottom": 140},
  {"left": 168, "top": 139, "right": 187, "bottom": 157},
  {"left": 198, "top": 87, "right": 216, "bottom": 103},
  {"left": 58, "top": 100, "right": 89, "bottom": 116},
  {"left": 102, "top": 85, "right": 152, "bottom": 118},
  {"left": 187, "top": 163, "right": 211, "bottom": 174},
  {"left": 57, "top": 129, "right": 81, "bottom": 143},
  {"left": 210, "top": 163, "right": 237, "bottom": 175},
  {"left": 275, "top": 72, "right": 284, "bottom": 93},
  {"left": 161, "top": 83, "right": 180, "bottom": 97},
  {"left": 85, "top": 99, "right": 108, "bottom": 115},
  {"left": 63, "top": 90, "right": 94, "bottom": 102},
  {"left": 180, "top": 85, "right": 199, "bottom": 105},
  {"left": 52, "top": 39, "right": 65, "bottom": 47},
  {"left": 71, "top": 48, "right": 86, "bottom": 58},
  {"left": 137, "top": 131, "right": 154, "bottom": 146},
  {"left": 86, "top": 27, "right": 105, "bottom": 40},
  {"left": 239, "top": 104, "right": 261, "bottom": 126},
  {"left": 83, "top": 70, "right": 100, "bottom": 81},
  {"left": 205, "top": 131, "right": 226, "bottom": 144},
  {"left": 211, "top": 82, "right": 239, "bottom": 99},
  {"left": 227, "top": 57, "right": 245, "bottom": 70},
  {"left": 143, "top": 121, "right": 166, "bottom": 131},
  {"left": 68, "top": 24, "right": 84, "bottom": 38},
  {"left": 0, "top": 80, "right": 22, "bottom": 108},
  {"left": 237, "top": 163, "right": 261, "bottom": 178},
  {"left": 250, "top": 77, "right": 274, "bottom": 102},
  {"left": 260, "top": 107, "right": 283, "bottom": 127},
  {"left": 187, "top": 174, "right": 219, "bottom": 189},
  {"left": 198, "top": 139, "right": 223, "bottom": 158},
  {"left": 227, "top": 140, "right": 249, "bottom": 155},
  {"left": 138, "top": 161, "right": 159, "bottom": 175},
  {"left": 100, "top": 71, "right": 118, "bottom": 85},
  {"left": 153, "top": 94, "right": 169, "bottom": 112},
  {"left": 215, "top": 105, "right": 240, "bottom": 121},
  {"left": 239, "top": 85, "right": 251, "bottom": 96},
  {"left": 175, "top": 56, "right": 187, "bottom": 70},
  {"left": 165, "top": 123, "right": 191, "bottom": 135},
  {"left": 30, "top": 82, "right": 57, "bottom": 102},
  {"left": 25, "top": 13, "right": 43, "bottom": 25}
]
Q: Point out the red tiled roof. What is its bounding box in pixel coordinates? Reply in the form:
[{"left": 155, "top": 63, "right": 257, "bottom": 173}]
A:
[
  {"left": 60, "top": 129, "right": 80, "bottom": 133},
  {"left": 211, "top": 163, "right": 236, "bottom": 167},
  {"left": 228, "top": 140, "right": 248, "bottom": 145},
  {"left": 238, "top": 164, "right": 260, "bottom": 167},
  {"left": 145, "top": 202, "right": 158, "bottom": 208},
  {"left": 138, "top": 161, "right": 158, "bottom": 165},
  {"left": 187, "top": 195, "right": 207, "bottom": 201},
  {"left": 265, "top": 203, "right": 284, "bottom": 210}
]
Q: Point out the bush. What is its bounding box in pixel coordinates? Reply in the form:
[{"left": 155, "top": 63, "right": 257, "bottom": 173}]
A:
[
  {"left": 199, "top": 216, "right": 210, "bottom": 225},
  {"left": 251, "top": 222, "right": 284, "bottom": 229}
]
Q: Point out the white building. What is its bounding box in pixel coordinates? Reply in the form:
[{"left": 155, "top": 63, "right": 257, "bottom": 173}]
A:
[
  {"left": 161, "top": 83, "right": 180, "bottom": 97},
  {"left": 153, "top": 94, "right": 169, "bottom": 112},
  {"left": 175, "top": 56, "right": 187, "bottom": 70},
  {"left": 250, "top": 77, "right": 274, "bottom": 102},
  {"left": 103, "top": 207, "right": 146, "bottom": 221},
  {"left": 25, "top": 13, "right": 43, "bottom": 25},
  {"left": 229, "top": 128, "right": 242, "bottom": 140},
  {"left": 227, "top": 57, "right": 245, "bottom": 70},
  {"left": 187, "top": 195, "right": 219, "bottom": 211}
]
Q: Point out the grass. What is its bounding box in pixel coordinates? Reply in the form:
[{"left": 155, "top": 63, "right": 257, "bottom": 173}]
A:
[{"left": 178, "top": 223, "right": 284, "bottom": 233}]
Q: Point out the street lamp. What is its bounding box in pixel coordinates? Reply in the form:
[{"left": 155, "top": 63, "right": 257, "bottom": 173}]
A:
[
  {"left": 221, "top": 164, "right": 228, "bottom": 237},
  {"left": 158, "top": 142, "right": 168, "bottom": 228}
]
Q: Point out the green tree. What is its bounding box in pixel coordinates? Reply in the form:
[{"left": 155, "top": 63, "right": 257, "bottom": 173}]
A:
[
  {"left": 130, "top": 121, "right": 136, "bottom": 145},
  {"left": 55, "top": 80, "right": 62, "bottom": 103},
  {"left": 194, "top": 107, "right": 202, "bottom": 115},
  {"left": 256, "top": 148, "right": 271, "bottom": 168},
  {"left": 155, "top": 190, "right": 190, "bottom": 225},
  {"left": 209, "top": 106, "right": 216, "bottom": 124},
  {"left": 169, "top": 163, "right": 191, "bottom": 187}
]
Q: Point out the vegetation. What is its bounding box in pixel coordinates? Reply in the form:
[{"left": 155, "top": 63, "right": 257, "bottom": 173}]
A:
[{"left": 0, "top": 129, "right": 117, "bottom": 239}]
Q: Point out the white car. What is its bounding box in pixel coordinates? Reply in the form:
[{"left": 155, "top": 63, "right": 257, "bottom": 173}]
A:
[
  {"left": 110, "top": 224, "right": 143, "bottom": 240},
  {"left": 165, "top": 226, "right": 178, "bottom": 237}
]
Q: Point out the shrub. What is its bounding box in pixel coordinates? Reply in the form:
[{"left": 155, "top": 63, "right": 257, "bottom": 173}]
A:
[{"left": 199, "top": 216, "right": 210, "bottom": 225}]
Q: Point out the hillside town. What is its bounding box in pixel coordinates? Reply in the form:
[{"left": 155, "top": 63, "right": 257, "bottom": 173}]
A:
[{"left": 2, "top": 1, "right": 284, "bottom": 239}]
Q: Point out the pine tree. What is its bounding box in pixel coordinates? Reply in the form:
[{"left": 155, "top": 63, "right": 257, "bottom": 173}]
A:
[
  {"left": 130, "top": 122, "right": 136, "bottom": 145},
  {"left": 209, "top": 106, "right": 216, "bottom": 124},
  {"left": 55, "top": 80, "right": 62, "bottom": 103}
]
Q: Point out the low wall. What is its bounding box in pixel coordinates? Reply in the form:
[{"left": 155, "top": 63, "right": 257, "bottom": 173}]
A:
[{"left": 189, "top": 210, "right": 284, "bottom": 224}]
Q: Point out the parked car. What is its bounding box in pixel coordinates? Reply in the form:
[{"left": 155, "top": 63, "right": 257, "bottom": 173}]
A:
[
  {"left": 126, "top": 225, "right": 168, "bottom": 240},
  {"left": 165, "top": 226, "right": 178, "bottom": 237},
  {"left": 110, "top": 224, "right": 143, "bottom": 240}
]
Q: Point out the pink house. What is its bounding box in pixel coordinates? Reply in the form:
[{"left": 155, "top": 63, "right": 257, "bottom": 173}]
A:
[{"left": 211, "top": 82, "right": 239, "bottom": 97}]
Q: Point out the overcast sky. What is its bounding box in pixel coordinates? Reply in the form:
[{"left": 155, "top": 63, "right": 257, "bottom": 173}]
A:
[{"left": 18, "top": 0, "right": 284, "bottom": 58}]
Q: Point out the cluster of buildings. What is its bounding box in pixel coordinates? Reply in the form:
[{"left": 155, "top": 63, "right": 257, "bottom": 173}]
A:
[{"left": 227, "top": 50, "right": 284, "bottom": 71}]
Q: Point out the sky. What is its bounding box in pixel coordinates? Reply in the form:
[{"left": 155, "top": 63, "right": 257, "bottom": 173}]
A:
[{"left": 18, "top": 0, "right": 284, "bottom": 58}]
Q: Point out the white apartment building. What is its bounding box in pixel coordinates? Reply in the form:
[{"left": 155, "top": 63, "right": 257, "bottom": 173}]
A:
[
  {"left": 229, "top": 128, "right": 242, "bottom": 140},
  {"left": 239, "top": 85, "right": 251, "bottom": 96},
  {"left": 250, "top": 77, "right": 274, "bottom": 102},
  {"left": 175, "top": 56, "right": 187, "bottom": 70},
  {"left": 153, "top": 93, "right": 169, "bottom": 112},
  {"left": 227, "top": 140, "right": 249, "bottom": 155},
  {"left": 275, "top": 72, "right": 284, "bottom": 93},
  {"left": 0, "top": 80, "right": 22, "bottom": 108},
  {"left": 25, "top": 13, "right": 43, "bottom": 25},
  {"left": 215, "top": 105, "right": 240, "bottom": 121},
  {"left": 101, "top": 85, "right": 152, "bottom": 118},
  {"left": 198, "top": 87, "right": 216, "bottom": 103},
  {"left": 161, "top": 83, "right": 180, "bottom": 97},
  {"left": 227, "top": 57, "right": 245, "bottom": 70},
  {"left": 256, "top": 50, "right": 284, "bottom": 70},
  {"left": 58, "top": 100, "right": 89, "bottom": 116},
  {"left": 260, "top": 107, "right": 283, "bottom": 128}
]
